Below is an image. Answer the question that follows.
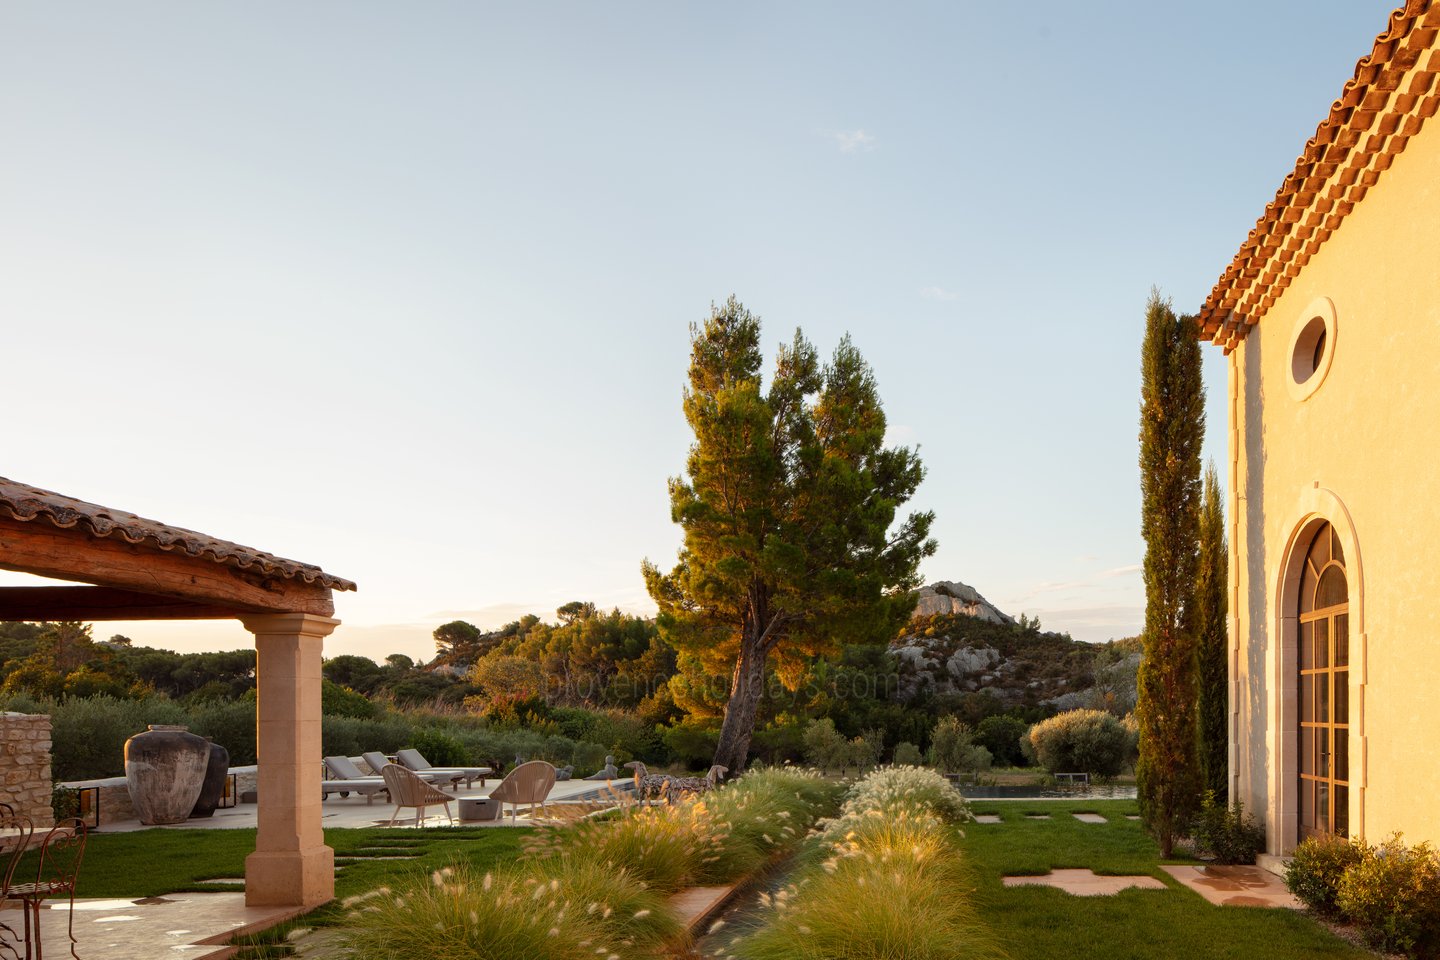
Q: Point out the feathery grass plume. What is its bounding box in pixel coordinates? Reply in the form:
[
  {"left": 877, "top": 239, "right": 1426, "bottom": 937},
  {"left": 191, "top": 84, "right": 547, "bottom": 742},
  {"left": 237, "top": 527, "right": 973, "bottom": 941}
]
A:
[
  {"left": 341, "top": 859, "right": 682, "bottom": 960},
  {"left": 734, "top": 765, "right": 1001, "bottom": 960}
]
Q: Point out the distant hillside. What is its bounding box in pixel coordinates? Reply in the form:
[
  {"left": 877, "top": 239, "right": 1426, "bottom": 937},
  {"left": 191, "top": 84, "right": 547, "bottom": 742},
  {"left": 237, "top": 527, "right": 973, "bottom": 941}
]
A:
[{"left": 891, "top": 591, "right": 1138, "bottom": 713}]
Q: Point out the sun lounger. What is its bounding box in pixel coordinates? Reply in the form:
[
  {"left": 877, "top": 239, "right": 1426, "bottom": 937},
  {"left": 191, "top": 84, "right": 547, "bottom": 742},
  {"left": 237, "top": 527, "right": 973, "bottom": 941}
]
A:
[
  {"left": 321, "top": 756, "right": 391, "bottom": 803},
  {"left": 393, "top": 749, "right": 492, "bottom": 790}
]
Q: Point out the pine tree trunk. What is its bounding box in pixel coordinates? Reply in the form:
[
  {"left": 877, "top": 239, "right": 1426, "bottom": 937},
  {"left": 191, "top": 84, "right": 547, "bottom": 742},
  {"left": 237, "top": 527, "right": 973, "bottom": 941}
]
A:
[{"left": 712, "top": 635, "right": 767, "bottom": 773}]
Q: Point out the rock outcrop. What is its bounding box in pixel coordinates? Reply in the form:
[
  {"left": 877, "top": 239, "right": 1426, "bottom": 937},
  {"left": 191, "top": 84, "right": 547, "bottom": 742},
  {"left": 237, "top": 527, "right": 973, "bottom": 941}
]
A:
[{"left": 911, "top": 580, "right": 1014, "bottom": 625}]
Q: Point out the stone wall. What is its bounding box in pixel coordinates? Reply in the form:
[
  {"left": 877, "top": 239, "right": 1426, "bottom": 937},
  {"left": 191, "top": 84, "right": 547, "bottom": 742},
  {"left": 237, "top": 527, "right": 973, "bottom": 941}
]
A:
[{"left": 0, "top": 712, "right": 54, "bottom": 829}]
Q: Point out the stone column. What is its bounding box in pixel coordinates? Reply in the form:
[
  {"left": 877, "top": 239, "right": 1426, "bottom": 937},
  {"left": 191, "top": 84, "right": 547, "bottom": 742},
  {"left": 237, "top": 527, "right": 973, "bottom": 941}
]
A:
[{"left": 240, "top": 613, "right": 339, "bottom": 908}]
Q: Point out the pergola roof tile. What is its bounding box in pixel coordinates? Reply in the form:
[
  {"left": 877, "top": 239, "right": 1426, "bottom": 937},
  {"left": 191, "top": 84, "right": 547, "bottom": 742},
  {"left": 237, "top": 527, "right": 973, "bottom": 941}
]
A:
[{"left": 0, "top": 477, "right": 355, "bottom": 592}]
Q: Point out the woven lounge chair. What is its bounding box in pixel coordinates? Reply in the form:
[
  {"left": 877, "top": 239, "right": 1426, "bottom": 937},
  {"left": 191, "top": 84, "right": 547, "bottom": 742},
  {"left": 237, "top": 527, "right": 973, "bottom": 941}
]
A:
[
  {"left": 379, "top": 764, "right": 455, "bottom": 827},
  {"left": 488, "top": 760, "right": 557, "bottom": 821},
  {"left": 394, "top": 749, "right": 492, "bottom": 790}
]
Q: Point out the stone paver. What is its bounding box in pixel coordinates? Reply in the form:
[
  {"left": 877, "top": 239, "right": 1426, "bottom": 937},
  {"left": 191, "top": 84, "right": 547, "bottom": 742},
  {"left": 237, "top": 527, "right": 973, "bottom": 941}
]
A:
[
  {"left": 1003, "top": 869, "right": 1166, "bottom": 896},
  {"left": 0, "top": 893, "right": 302, "bottom": 960},
  {"left": 1073, "top": 813, "right": 1108, "bottom": 824},
  {"left": 1160, "top": 865, "right": 1303, "bottom": 909},
  {"left": 973, "top": 814, "right": 1002, "bottom": 824},
  {"left": 1024, "top": 813, "right": 1051, "bottom": 820}
]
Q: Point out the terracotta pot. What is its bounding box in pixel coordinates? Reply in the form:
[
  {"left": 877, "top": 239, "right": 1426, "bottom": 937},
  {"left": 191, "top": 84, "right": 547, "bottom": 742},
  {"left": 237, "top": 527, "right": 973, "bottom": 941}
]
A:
[
  {"left": 189, "top": 741, "right": 231, "bottom": 819},
  {"left": 124, "top": 725, "right": 209, "bottom": 825}
]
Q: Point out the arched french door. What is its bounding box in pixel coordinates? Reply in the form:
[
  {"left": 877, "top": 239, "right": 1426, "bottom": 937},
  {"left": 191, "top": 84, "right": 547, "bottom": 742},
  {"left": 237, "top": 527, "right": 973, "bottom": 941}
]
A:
[{"left": 1298, "top": 522, "right": 1349, "bottom": 839}]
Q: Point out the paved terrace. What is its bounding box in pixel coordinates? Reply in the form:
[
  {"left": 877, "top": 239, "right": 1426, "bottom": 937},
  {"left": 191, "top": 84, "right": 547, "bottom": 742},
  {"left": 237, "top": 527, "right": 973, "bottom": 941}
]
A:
[{"left": 91, "top": 772, "right": 632, "bottom": 832}]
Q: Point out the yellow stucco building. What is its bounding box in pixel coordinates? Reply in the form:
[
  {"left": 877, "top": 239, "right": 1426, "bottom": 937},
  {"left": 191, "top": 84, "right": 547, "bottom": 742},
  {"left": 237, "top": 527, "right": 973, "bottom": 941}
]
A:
[{"left": 1199, "top": 0, "right": 1440, "bottom": 856}]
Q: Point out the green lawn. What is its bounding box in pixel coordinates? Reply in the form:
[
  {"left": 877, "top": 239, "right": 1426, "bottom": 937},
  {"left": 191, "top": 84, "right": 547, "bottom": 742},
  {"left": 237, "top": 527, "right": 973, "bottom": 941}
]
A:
[
  {"left": 25, "top": 825, "right": 527, "bottom": 901},
  {"left": 963, "top": 800, "right": 1369, "bottom": 960},
  {"left": 31, "top": 805, "right": 1376, "bottom": 960}
]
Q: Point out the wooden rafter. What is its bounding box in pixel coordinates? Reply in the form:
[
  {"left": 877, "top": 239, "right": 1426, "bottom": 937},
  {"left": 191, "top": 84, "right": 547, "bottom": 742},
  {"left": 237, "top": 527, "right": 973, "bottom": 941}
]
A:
[
  {"left": 0, "top": 515, "right": 335, "bottom": 617},
  {"left": 0, "top": 586, "right": 251, "bottom": 621}
]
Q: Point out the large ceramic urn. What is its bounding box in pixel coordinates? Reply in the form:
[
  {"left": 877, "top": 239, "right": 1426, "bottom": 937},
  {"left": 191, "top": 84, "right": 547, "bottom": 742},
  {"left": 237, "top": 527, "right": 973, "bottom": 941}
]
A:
[
  {"left": 124, "top": 725, "right": 210, "bottom": 825},
  {"left": 189, "top": 741, "right": 231, "bottom": 819}
]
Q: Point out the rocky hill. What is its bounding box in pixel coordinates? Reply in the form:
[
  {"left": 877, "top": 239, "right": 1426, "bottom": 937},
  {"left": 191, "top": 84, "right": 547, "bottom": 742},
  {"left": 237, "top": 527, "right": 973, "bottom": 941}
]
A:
[
  {"left": 911, "top": 580, "right": 1014, "bottom": 624},
  {"left": 890, "top": 581, "right": 1136, "bottom": 712}
]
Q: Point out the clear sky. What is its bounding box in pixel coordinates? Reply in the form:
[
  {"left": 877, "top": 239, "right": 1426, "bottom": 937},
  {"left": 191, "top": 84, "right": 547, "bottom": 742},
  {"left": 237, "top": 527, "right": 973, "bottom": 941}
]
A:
[{"left": 0, "top": 1, "right": 1397, "bottom": 661}]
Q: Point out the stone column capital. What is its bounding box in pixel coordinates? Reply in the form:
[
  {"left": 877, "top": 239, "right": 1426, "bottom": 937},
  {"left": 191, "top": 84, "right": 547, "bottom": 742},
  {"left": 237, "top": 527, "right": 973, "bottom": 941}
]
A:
[{"left": 239, "top": 612, "right": 340, "bottom": 640}]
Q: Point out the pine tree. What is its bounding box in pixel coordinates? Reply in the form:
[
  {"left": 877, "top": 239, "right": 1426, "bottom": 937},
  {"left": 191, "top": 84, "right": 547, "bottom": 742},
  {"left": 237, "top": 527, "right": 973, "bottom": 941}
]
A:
[
  {"left": 1195, "top": 460, "right": 1229, "bottom": 801},
  {"left": 643, "top": 297, "right": 935, "bottom": 773},
  {"left": 1136, "top": 290, "right": 1205, "bottom": 857}
]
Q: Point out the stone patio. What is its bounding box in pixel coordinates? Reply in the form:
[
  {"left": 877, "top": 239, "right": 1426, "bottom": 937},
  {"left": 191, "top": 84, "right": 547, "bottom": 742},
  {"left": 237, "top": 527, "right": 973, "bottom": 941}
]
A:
[
  {"left": 1161, "top": 864, "right": 1303, "bottom": 909},
  {"left": 95, "top": 776, "right": 630, "bottom": 832},
  {"left": 0, "top": 892, "right": 303, "bottom": 960}
]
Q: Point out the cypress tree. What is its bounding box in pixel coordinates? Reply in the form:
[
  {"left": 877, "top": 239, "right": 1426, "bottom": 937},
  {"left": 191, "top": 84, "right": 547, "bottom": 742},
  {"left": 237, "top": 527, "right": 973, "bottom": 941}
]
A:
[
  {"left": 1195, "top": 460, "right": 1229, "bottom": 801},
  {"left": 1136, "top": 290, "right": 1205, "bottom": 857}
]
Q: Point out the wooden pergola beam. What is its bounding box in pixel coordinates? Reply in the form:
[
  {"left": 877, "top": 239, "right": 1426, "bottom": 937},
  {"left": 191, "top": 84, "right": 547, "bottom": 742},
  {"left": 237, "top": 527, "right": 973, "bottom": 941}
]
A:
[
  {"left": 0, "top": 586, "right": 251, "bottom": 621},
  {"left": 0, "top": 515, "right": 335, "bottom": 617}
]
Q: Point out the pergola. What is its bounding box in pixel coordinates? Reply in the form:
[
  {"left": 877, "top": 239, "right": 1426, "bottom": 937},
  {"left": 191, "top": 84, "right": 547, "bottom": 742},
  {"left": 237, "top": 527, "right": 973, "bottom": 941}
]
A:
[{"left": 0, "top": 477, "right": 356, "bottom": 908}]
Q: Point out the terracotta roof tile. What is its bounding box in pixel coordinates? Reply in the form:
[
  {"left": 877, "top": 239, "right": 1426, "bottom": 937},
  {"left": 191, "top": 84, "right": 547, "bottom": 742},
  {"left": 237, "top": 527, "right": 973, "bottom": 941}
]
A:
[
  {"left": 1201, "top": 1, "right": 1439, "bottom": 351},
  {"left": 0, "top": 477, "right": 356, "bottom": 593}
]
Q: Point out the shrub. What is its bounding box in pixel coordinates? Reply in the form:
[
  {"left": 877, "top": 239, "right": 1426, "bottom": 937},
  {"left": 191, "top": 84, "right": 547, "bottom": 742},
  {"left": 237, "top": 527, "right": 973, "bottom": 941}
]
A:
[
  {"left": 570, "top": 741, "right": 609, "bottom": 775},
  {"left": 321, "top": 679, "right": 379, "bottom": 720},
  {"left": 321, "top": 715, "right": 415, "bottom": 759},
  {"left": 802, "top": 719, "right": 848, "bottom": 773},
  {"left": 661, "top": 721, "right": 719, "bottom": 767},
  {"left": 927, "top": 716, "right": 991, "bottom": 777},
  {"left": 188, "top": 700, "right": 259, "bottom": 766},
  {"left": 974, "top": 714, "right": 1029, "bottom": 767},
  {"left": 816, "top": 766, "right": 969, "bottom": 853},
  {"left": 892, "top": 741, "right": 923, "bottom": 765},
  {"left": 1335, "top": 834, "right": 1440, "bottom": 957},
  {"left": 851, "top": 728, "right": 885, "bottom": 773},
  {"left": 1285, "top": 833, "right": 1363, "bottom": 919},
  {"left": 1188, "top": 791, "right": 1265, "bottom": 864},
  {"left": 1026, "top": 709, "right": 1127, "bottom": 777},
  {"left": 587, "top": 709, "right": 663, "bottom": 761},
  {"left": 45, "top": 695, "right": 188, "bottom": 780},
  {"left": 405, "top": 728, "right": 470, "bottom": 767}
]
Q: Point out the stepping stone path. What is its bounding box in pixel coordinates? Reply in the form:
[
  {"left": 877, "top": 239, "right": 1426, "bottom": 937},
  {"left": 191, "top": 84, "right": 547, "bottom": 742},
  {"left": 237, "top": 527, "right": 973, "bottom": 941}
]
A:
[
  {"left": 1160, "top": 865, "right": 1302, "bottom": 909},
  {"left": 1126, "top": 814, "right": 1141, "bottom": 820},
  {"left": 1024, "top": 813, "right": 1051, "bottom": 820},
  {"left": 1004, "top": 869, "right": 1166, "bottom": 896},
  {"left": 973, "top": 814, "right": 1003, "bottom": 824},
  {"left": 1073, "top": 813, "right": 1107, "bottom": 824}
]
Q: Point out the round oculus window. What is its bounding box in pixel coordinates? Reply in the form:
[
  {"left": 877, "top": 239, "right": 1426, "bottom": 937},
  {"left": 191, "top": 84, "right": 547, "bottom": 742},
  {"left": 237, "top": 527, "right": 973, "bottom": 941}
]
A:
[{"left": 1286, "top": 297, "right": 1336, "bottom": 401}]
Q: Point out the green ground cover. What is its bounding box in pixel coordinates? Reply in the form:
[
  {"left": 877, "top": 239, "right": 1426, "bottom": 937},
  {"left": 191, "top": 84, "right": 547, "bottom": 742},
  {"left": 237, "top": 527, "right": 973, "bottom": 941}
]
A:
[
  {"left": 24, "top": 825, "right": 526, "bottom": 901},
  {"left": 963, "top": 799, "right": 1370, "bottom": 960},
  {"left": 41, "top": 798, "right": 1377, "bottom": 960}
]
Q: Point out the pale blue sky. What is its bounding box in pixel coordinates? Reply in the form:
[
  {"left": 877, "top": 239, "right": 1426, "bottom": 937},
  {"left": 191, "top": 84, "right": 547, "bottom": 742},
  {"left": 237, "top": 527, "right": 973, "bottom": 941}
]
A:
[{"left": 0, "top": 1, "right": 1395, "bottom": 660}]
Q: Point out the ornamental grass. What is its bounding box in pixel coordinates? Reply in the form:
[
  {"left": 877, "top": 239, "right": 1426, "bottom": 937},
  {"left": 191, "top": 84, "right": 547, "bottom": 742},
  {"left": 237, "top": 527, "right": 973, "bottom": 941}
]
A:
[
  {"left": 340, "top": 862, "right": 674, "bottom": 960},
  {"left": 731, "top": 766, "right": 1002, "bottom": 960}
]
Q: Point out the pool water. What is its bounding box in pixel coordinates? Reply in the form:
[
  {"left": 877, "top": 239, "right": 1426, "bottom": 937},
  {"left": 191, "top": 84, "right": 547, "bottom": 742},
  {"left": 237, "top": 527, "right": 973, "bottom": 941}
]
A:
[{"left": 959, "top": 783, "right": 1138, "bottom": 799}]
